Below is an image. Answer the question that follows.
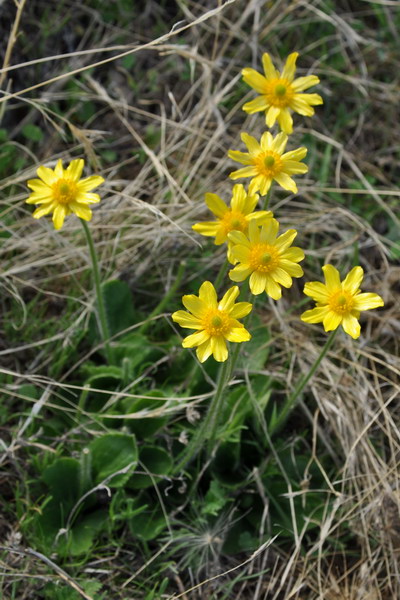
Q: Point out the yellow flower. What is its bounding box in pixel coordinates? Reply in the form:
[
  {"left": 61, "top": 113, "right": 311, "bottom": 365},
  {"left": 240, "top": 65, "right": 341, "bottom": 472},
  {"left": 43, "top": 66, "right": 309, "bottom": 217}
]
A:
[
  {"left": 26, "top": 159, "right": 104, "bottom": 230},
  {"left": 228, "top": 131, "right": 307, "bottom": 196},
  {"left": 172, "top": 281, "right": 252, "bottom": 362},
  {"left": 228, "top": 219, "right": 304, "bottom": 299},
  {"left": 192, "top": 184, "right": 273, "bottom": 262},
  {"left": 301, "top": 265, "right": 384, "bottom": 339},
  {"left": 242, "top": 52, "right": 323, "bottom": 134}
]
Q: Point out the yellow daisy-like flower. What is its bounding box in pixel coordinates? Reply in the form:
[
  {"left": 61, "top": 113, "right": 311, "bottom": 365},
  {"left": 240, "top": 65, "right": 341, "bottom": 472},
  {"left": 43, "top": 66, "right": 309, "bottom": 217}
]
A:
[
  {"left": 192, "top": 184, "right": 272, "bottom": 245},
  {"left": 172, "top": 281, "right": 252, "bottom": 363},
  {"left": 242, "top": 52, "right": 323, "bottom": 134},
  {"left": 26, "top": 159, "right": 105, "bottom": 230},
  {"left": 228, "top": 131, "right": 307, "bottom": 196},
  {"left": 228, "top": 219, "right": 304, "bottom": 299},
  {"left": 301, "top": 265, "right": 384, "bottom": 339}
]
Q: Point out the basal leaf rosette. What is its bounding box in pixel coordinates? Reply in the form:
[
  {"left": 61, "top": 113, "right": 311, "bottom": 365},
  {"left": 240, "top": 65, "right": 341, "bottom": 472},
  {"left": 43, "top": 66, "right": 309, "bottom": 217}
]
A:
[
  {"left": 228, "top": 132, "right": 307, "bottom": 196},
  {"left": 242, "top": 52, "right": 323, "bottom": 133},
  {"left": 228, "top": 219, "right": 304, "bottom": 299},
  {"left": 26, "top": 159, "right": 104, "bottom": 230},
  {"left": 301, "top": 264, "right": 384, "bottom": 339},
  {"left": 172, "top": 281, "right": 252, "bottom": 363}
]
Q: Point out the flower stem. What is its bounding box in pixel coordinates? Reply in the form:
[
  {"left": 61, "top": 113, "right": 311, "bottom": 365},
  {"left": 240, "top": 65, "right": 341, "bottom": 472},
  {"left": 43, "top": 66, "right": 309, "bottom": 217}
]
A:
[
  {"left": 214, "top": 257, "right": 229, "bottom": 291},
  {"left": 80, "top": 219, "right": 114, "bottom": 364},
  {"left": 269, "top": 328, "right": 338, "bottom": 436},
  {"left": 174, "top": 357, "right": 231, "bottom": 473},
  {"left": 263, "top": 188, "right": 272, "bottom": 211}
]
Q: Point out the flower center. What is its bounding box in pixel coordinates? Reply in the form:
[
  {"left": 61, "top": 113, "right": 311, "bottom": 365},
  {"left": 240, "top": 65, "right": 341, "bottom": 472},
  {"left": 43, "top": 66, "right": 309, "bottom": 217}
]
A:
[
  {"left": 202, "top": 309, "right": 231, "bottom": 337},
  {"left": 221, "top": 210, "right": 248, "bottom": 235},
  {"left": 329, "top": 290, "right": 354, "bottom": 314},
  {"left": 256, "top": 151, "right": 282, "bottom": 177},
  {"left": 52, "top": 178, "right": 78, "bottom": 204},
  {"left": 275, "top": 84, "right": 286, "bottom": 96},
  {"left": 249, "top": 243, "right": 279, "bottom": 273},
  {"left": 264, "top": 78, "right": 294, "bottom": 108}
]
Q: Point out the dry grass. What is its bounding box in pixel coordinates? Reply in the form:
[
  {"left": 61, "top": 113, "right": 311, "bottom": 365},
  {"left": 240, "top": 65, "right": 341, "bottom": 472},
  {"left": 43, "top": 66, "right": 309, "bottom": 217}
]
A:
[{"left": 0, "top": 0, "right": 399, "bottom": 598}]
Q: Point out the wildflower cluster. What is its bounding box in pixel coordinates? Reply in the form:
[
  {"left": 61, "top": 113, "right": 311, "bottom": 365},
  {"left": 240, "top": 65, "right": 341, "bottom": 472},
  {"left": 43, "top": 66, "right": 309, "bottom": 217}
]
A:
[{"left": 173, "top": 52, "right": 383, "bottom": 361}]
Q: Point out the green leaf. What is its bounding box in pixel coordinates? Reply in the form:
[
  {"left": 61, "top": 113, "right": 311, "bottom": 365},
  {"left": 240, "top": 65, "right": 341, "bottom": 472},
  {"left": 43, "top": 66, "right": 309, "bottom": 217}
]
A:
[
  {"left": 129, "top": 504, "right": 167, "bottom": 541},
  {"left": 89, "top": 433, "right": 138, "bottom": 488},
  {"left": 122, "top": 390, "right": 168, "bottom": 438},
  {"left": 43, "top": 458, "right": 80, "bottom": 504},
  {"left": 203, "top": 480, "right": 231, "bottom": 516},
  {"left": 22, "top": 123, "right": 44, "bottom": 142},
  {"left": 128, "top": 445, "right": 172, "bottom": 490}
]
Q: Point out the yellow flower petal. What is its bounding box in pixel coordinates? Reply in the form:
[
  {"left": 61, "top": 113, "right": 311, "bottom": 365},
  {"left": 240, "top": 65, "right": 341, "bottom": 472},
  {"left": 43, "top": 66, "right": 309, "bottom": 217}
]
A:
[
  {"left": 300, "top": 306, "right": 330, "bottom": 323},
  {"left": 281, "top": 247, "right": 304, "bottom": 262},
  {"left": 275, "top": 229, "right": 297, "bottom": 251},
  {"left": 211, "top": 336, "right": 228, "bottom": 362},
  {"left": 229, "top": 264, "right": 252, "bottom": 282},
  {"left": 277, "top": 109, "right": 293, "bottom": 134},
  {"left": 229, "top": 166, "right": 259, "bottom": 180},
  {"left": 279, "top": 259, "right": 304, "bottom": 277},
  {"left": 204, "top": 193, "right": 228, "bottom": 218},
  {"left": 65, "top": 159, "right": 84, "bottom": 182},
  {"left": 342, "top": 314, "right": 361, "bottom": 339},
  {"left": 230, "top": 244, "right": 251, "bottom": 263},
  {"left": 292, "top": 75, "right": 320, "bottom": 92},
  {"left": 52, "top": 204, "right": 67, "bottom": 230},
  {"left": 273, "top": 172, "right": 298, "bottom": 193},
  {"left": 230, "top": 184, "right": 247, "bottom": 211},
  {"left": 281, "top": 52, "right": 299, "bottom": 82},
  {"left": 36, "top": 165, "right": 57, "bottom": 186},
  {"left": 249, "top": 271, "right": 267, "bottom": 295},
  {"left": 323, "top": 311, "right": 342, "bottom": 332},
  {"left": 262, "top": 53, "right": 278, "bottom": 79},
  {"left": 228, "top": 230, "right": 251, "bottom": 247},
  {"left": 196, "top": 340, "right": 213, "bottom": 363},
  {"left": 182, "top": 330, "right": 210, "bottom": 348},
  {"left": 218, "top": 286, "right": 240, "bottom": 312},
  {"left": 32, "top": 203, "right": 55, "bottom": 219},
  {"left": 242, "top": 68, "right": 268, "bottom": 93},
  {"left": 225, "top": 327, "right": 251, "bottom": 343},
  {"left": 260, "top": 131, "right": 274, "bottom": 151},
  {"left": 69, "top": 202, "right": 92, "bottom": 221},
  {"left": 243, "top": 96, "right": 269, "bottom": 114},
  {"left": 27, "top": 179, "right": 51, "bottom": 193},
  {"left": 353, "top": 292, "right": 384, "bottom": 311},
  {"left": 199, "top": 281, "right": 218, "bottom": 307},
  {"left": 75, "top": 192, "right": 101, "bottom": 204},
  {"left": 192, "top": 222, "right": 220, "bottom": 237},
  {"left": 171, "top": 310, "right": 202, "bottom": 329},
  {"left": 282, "top": 160, "right": 308, "bottom": 175},
  {"left": 289, "top": 97, "right": 315, "bottom": 116},
  {"left": 271, "top": 132, "right": 289, "bottom": 154},
  {"left": 229, "top": 302, "right": 253, "bottom": 319},
  {"left": 281, "top": 147, "right": 307, "bottom": 162},
  {"left": 265, "top": 276, "right": 282, "bottom": 300},
  {"left": 303, "top": 281, "right": 329, "bottom": 303},
  {"left": 342, "top": 266, "right": 364, "bottom": 294},
  {"left": 54, "top": 159, "right": 64, "bottom": 178},
  {"left": 241, "top": 132, "right": 262, "bottom": 155},
  {"left": 260, "top": 218, "right": 279, "bottom": 244},
  {"left": 258, "top": 176, "right": 273, "bottom": 196},
  {"left": 182, "top": 295, "right": 206, "bottom": 317},
  {"left": 322, "top": 264, "right": 341, "bottom": 291},
  {"left": 266, "top": 105, "right": 281, "bottom": 127},
  {"left": 227, "top": 150, "right": 253, "bottom": 165},
  {"left": 77, "top": 175, "right": 105, "bottom": 192},
  {"left": 272, "top": 267, "right": 292, "bottom": 288}
]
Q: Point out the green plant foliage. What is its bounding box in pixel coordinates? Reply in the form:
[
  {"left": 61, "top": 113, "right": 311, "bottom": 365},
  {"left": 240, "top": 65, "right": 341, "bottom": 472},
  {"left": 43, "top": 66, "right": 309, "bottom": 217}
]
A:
[
  {"left": 127, "top": 444, "right": 172, "bottom": 490},
  {"left": 89, "top": 433, "right": 138, "bottom": 487}
]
